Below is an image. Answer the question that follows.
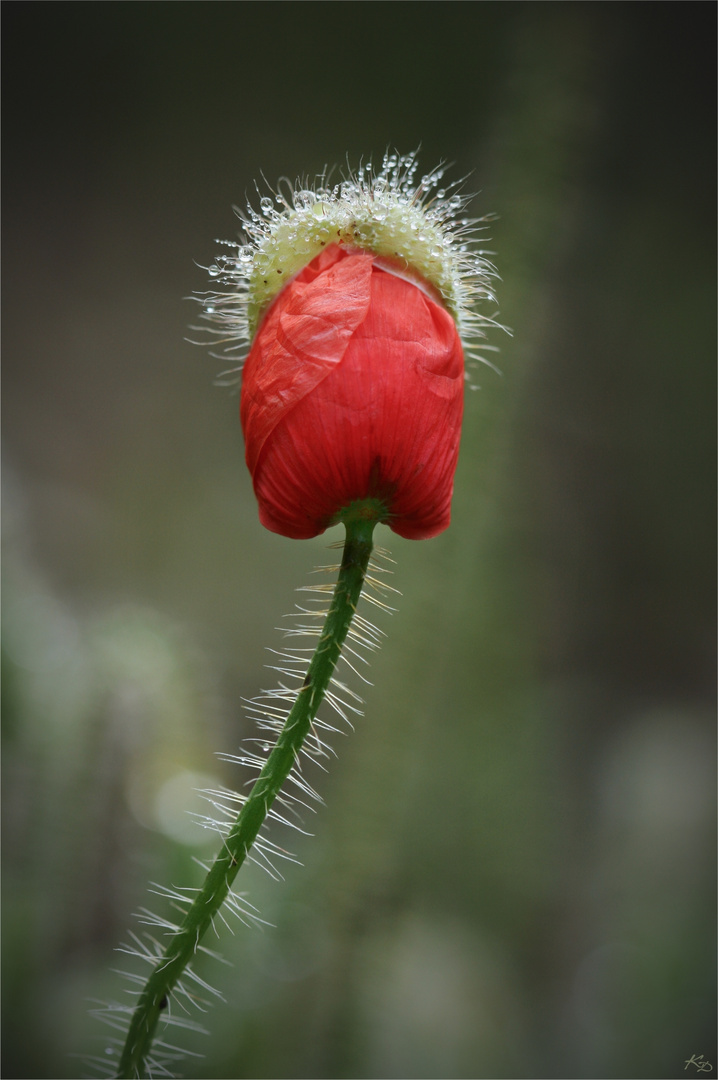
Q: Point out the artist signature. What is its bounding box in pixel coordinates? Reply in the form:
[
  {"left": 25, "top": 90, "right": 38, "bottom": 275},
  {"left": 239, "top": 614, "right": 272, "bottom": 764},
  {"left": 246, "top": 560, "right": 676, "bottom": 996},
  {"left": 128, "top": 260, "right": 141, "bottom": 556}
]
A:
[{"left": 685, "top": 1055, "right": 713, "bottom": 1074}]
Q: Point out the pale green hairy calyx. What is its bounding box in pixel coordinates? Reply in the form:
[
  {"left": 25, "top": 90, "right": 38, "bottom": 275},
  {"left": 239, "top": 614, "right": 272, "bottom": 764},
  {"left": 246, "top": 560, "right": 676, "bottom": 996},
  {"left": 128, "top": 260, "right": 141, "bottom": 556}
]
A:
[{"left": 199, "top": 150, "right": 503, "bottom": 380}]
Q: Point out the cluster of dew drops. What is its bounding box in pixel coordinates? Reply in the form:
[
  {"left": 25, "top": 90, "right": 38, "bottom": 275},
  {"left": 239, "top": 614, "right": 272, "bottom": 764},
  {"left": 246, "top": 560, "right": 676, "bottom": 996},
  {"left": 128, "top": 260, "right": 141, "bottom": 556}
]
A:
[{"left": 199, "top": 150, "right": 502, "bottom": 377}]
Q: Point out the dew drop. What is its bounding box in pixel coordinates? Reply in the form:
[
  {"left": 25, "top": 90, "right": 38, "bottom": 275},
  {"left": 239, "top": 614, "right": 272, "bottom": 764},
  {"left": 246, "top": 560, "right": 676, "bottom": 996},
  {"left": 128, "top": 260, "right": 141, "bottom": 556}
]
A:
[{"left": 294, "top": 190, "right": 316, "bottom": 210}]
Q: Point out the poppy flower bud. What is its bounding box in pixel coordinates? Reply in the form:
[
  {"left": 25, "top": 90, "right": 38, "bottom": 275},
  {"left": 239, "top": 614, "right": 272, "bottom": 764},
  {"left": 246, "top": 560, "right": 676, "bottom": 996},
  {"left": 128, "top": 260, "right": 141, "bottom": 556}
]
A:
[{"left": 200, "top": 152, "right": 499, "bottom": 540}]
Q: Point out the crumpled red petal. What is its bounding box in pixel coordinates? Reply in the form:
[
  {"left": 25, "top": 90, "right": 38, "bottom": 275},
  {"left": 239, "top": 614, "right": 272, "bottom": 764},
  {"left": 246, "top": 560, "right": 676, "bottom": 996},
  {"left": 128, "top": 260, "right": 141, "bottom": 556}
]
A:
[
  {"left": 241, "top": 245, "right": 464, "bottom": 540},
  {"left": 241, "top": 245, "right": 374, "bottom": 475}
]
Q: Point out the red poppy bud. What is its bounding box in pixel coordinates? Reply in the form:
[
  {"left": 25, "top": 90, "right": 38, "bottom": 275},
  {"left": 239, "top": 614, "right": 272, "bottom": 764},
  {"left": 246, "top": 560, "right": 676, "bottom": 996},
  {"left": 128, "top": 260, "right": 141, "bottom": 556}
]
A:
[
  {"left": 240, "top": 244, "right": 464, "bottom": 540},
  {"left": 200, "top": 153, "right": 500, "bottom": 539}
]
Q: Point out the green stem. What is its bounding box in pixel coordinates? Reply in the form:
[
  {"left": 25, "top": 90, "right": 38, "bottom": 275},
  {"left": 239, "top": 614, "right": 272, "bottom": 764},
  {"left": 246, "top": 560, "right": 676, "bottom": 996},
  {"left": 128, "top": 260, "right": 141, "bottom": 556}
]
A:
[{"left": 116, "top": 518, "right": 375, "bottom": 1079}]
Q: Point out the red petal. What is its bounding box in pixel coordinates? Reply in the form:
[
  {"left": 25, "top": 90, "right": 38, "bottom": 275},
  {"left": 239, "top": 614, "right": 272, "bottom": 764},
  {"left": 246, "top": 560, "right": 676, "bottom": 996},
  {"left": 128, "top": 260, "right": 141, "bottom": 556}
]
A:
[
  {"left": 241, "top": 245, "right": 373, "bottom": 474},
  {"left": 243, "top": 247, "right": 464, "bottom": 540}
]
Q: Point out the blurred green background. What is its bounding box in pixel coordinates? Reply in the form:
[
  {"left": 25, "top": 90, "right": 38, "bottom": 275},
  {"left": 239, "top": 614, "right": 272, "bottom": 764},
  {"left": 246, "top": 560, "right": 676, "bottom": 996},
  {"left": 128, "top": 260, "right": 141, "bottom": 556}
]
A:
[{"left": 3, "top": 3, "right": 715, "bottom": 1078}]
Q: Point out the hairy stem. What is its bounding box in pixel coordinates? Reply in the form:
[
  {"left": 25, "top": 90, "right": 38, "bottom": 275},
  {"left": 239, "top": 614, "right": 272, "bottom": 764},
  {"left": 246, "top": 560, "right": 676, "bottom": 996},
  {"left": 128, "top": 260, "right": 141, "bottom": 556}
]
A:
[{"left": 116, "top": 518, "right": 376, "bottom": 1079}]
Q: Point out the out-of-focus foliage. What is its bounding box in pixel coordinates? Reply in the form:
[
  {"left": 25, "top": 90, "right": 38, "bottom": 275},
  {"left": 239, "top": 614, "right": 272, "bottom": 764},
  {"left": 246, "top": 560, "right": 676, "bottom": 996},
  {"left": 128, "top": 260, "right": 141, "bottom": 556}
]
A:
[{"left": 3, "top": 4, "right": 715, "bottom": 1078}]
